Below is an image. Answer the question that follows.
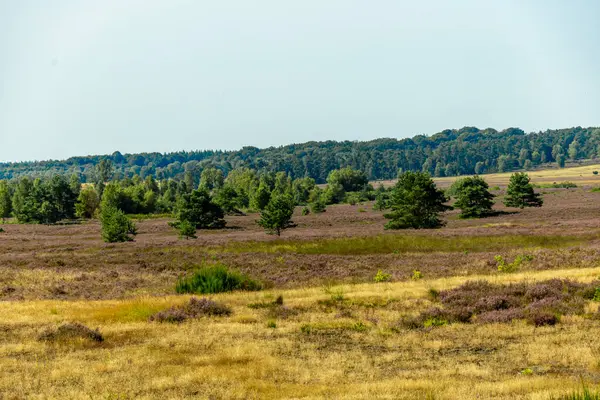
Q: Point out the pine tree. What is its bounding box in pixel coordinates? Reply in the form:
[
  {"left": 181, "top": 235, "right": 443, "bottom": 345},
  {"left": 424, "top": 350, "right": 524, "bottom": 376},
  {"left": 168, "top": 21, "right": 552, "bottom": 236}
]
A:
[
  {"left": 384, "top": 171, "right": 451, "bottom": 229},
  {"left": 257, "top": 193, "right": 295, "bottom": 236},
  {"left": 504, "top": 173, "right": 543, "bottom": 209},
  {"left": 100, "top": 205, "right": 137, "bottom": 243},
  {"left": 174, "top": 188, "right": 226, "bottom": 229},
  {"left": 453, "top": 176, "right": 495, "bottom": 218}
]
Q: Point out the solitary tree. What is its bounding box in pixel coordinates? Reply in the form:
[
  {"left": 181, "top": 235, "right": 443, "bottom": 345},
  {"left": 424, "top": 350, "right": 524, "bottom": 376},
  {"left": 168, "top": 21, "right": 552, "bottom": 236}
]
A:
[
  {"left": 257, "top": 193, "right": 295, "bottom": 236},
  {"left": 452, "top": 176, "right": 495, "bottom": 218},
  {"left": 504, "top": 173, "right": 543, "bottom": 208},
  {"left": 174, "top": 188, "right": 226, "bottom": 230},
  {"left": 384, "top": 171, "right": 451, "bottom": 229},
  {"left": 100, "top": 205, "right": 137, "bottom": 243}
]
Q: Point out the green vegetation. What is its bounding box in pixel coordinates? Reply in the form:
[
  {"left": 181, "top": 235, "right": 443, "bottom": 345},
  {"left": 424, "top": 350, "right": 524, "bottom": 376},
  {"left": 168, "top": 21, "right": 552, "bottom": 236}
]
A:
[
  {"left": 384, "top": 171, "right": 451, "bottom": 229},
  {"left": 504, "top": 173, "right": 543, "bottom": 209},
  {"left": 3, "top": 126, "right": 600, "bottom": 182},
  {"left": 173, "top": 188, "right": 226, "bottom": 230},
  {"left": 495, "top": 254, "right": 534, "bottom": 273},
  {"left": 532, "top": 181, "right": 577, "bottom": 189},
  {"left": 216, "top": 233, "right": 589, "bottom": 255},
  {"left": 100, "top": 206, "right": 137, "bottom": 243},
  {"left": 451, "top": 175, "right": 495, "bottom": 218},
  {"left": 373, "top": 270, "right": 392, "bottom": 283},
  {"left": 175, "top": 264, "right": 262, "bottom": 294},
  {"left": 257, "top": 193, "right": 295, "bottom": 236}
]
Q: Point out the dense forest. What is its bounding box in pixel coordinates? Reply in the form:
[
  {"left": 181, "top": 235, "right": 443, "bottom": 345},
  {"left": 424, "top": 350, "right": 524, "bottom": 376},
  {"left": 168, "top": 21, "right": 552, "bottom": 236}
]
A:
[{"left": 2, "top": 126, "right": 599, "bottom": 183}]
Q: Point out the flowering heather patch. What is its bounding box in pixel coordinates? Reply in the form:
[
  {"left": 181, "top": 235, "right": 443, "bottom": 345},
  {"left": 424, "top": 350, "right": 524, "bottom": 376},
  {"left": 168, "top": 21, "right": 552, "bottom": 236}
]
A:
[{"left": 402, "top": 279, "right": 600, "bottom": 328}]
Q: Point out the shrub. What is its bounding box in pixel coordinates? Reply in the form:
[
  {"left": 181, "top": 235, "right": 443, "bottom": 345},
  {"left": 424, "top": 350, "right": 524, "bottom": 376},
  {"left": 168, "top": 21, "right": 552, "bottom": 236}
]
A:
[
  {"left": 310, "top": 199, "right": 326, "bottom": 214},
  {"left": 411, "top": 270, "right": 423, "bottom": 280},
  {"left": 177, "top": 220, "right": 197, "bottom": 240},
  {"left": 150, "top": 297, "right": 232, "bottom": 323},
  {"left": 495, "top": 254, "right": 533, "bottom": 273},
  {"left": 374, "top": 270, "right": 392, "bottom": 283},
  {"left": 100, "top": 206, "right": 137, "bottom": 243},
  {"left": 403, "top": 279, "right": 598, "bottom": 329},
  {"left": 175, "top": 264, "right": 262, "bottom": 294},
  {"left": 39, "top": 323, "right": 103, "bottom": 342},
  {"left": 594, "top": 171, "right": 599, "bottom": 175},
  {"left": 267, "top": 320, "right": 277, "bottom": 328},
  {"left": 301, "top": 206, "right": 310, "bottom": 216}
]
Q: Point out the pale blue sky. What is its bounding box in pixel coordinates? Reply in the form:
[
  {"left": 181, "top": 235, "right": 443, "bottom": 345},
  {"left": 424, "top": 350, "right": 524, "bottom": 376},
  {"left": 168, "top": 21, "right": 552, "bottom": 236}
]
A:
[{"left": 1, "top": 0, "right": 599, "bottom": 162}]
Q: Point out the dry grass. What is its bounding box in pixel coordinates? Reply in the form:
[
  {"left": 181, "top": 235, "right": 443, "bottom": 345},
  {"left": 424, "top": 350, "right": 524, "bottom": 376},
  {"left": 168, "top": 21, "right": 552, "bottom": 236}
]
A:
[
  {"left": 374, "top": 163, "right": 600, "bottom": 188},
  {"left": 3, "top": 268, "right": 600, "bottom": 399}
]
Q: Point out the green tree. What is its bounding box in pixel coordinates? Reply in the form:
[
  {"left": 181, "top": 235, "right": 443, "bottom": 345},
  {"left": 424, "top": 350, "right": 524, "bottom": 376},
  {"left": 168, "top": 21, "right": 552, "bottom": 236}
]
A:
[
  {"left": 199, "top": 168, "right": 224, "bottom": 191},
  {"left": 93, "top": 159, "right": 114, "bottom": 197},
  {"left": 326, "top": 167, "right": 368, "bottom": 192},
  {"left": 250, "top": 180, "right": 271, "bottom": 210},
  {"left": 452, "top": 176, "right": 495, "bottom": 218},
  {"left": 100, "top": 205, "right": 137, "bottom": 243},
  {"left": 75, "top": 186, "right": 100, "bottom": 219},
  {"left": 174, "top": 188, "right": 226, "bottom": 229},
  {"left": 213, "top": 185, "right": 244, "bottom": 215},
  {"left": 504, "top": 173, "right": 543, "bottom": 209},
  {"left": 384, "top": 171, "right": 451, "bottom": 229},
  {"left": 12, "top": 177, "right": 33, "bottom": 221},
  {"left": 0, "top": 181, "right": 12, "bottom": 222},
  {"left": 257, "top": 193, "right": 296, "bottom": 236}
]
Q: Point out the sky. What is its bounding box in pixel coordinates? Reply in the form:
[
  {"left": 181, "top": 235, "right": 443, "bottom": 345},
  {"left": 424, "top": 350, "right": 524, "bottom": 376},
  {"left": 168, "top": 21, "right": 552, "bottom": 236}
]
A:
[{"left": 1, "top": 0, "right": 599, "bottom": 162}]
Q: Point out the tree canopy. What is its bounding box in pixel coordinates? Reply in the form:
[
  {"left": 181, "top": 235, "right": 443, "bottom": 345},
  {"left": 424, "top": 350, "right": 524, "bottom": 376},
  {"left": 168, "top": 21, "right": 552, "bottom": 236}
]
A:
[{"left": 384, "top": 171, "right": 451, "bottom": 229}]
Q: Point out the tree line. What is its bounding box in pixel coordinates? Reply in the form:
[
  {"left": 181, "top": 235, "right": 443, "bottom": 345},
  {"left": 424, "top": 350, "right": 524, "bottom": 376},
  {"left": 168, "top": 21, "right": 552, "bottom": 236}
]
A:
[
  {"left": 0, "top": 156, "right": 544, "bottom": 242},
  {"left": 2, "top": 126, "right": 599, "bottom": 183}
]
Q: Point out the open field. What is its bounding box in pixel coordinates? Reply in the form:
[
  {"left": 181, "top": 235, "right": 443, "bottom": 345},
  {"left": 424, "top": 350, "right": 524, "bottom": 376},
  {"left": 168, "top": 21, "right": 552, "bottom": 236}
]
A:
[
  {"left": 3, "top": 182, "right": 600, "bottom": 398},
  {"left": 372, "top": 162, "right": 600, "bottom": 188}
]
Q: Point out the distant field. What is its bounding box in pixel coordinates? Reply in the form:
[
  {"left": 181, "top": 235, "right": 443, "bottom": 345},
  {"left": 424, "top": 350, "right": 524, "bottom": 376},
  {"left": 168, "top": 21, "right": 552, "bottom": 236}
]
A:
[{"left": 372, "top": 163, "right": 600, "bottom": 188}]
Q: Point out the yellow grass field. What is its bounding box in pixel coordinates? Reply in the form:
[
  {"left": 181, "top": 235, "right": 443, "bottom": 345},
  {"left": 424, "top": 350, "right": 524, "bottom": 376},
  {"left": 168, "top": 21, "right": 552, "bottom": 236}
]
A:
[
  {"left": 372, "top": 163, "right": 600, "bottom": 188},
  {"left": 3, "top": 267, "right": 600, "bottom": 399}
]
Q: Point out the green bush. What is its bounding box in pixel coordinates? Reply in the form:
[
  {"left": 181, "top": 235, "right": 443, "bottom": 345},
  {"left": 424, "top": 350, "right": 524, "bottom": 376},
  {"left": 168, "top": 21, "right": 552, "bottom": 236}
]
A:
[
  {"left": 175, "top": 264, "right": 262, "bottom": 294},
  {"left": 310, "top": 199, "right": 326, "bottom": 213},
  {"left": 177, "top": 220, "right": 197, "bottom": 240},
  {"left": 374, "top": 270, "right": 391, "bottom": 282},
  {"left": 301, "top": 206, "right": 310, "bottom": 216},
  {"left": 100, "top": 206, "right": 137, "bottom": 243},
  {"left": 495, "top": 254, "right": 533, "bottom": 273}
]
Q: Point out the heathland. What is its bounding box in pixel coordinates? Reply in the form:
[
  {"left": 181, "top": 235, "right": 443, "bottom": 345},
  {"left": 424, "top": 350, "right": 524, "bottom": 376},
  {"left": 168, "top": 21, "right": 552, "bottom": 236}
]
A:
[{"left": 2, "top": 164, "right": 600, "bottom": 399}]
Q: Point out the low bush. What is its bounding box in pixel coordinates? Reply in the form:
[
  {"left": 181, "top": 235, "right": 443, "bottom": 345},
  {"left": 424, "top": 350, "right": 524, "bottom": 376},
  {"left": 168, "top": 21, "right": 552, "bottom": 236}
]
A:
[
  {"left": 532, "top": 181, "right": 577, "bottom": 189},
  {"left": 373, "top": 270, "right": 391, "bottom": 283},
  {"left": 150, "top": 297, "right": 232, "bottom": 323},
  {"left": 400, "top": 279, "right": 600, "bottom": 329},
  {"left": 175, "top": 264, "right": 262, "bottom": 294},
  {"left": 39, "top": 323, "right": 104, "bottom": 342},
  {"left": 495, "top": 254, "right": 533, "bottom": 273}
]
